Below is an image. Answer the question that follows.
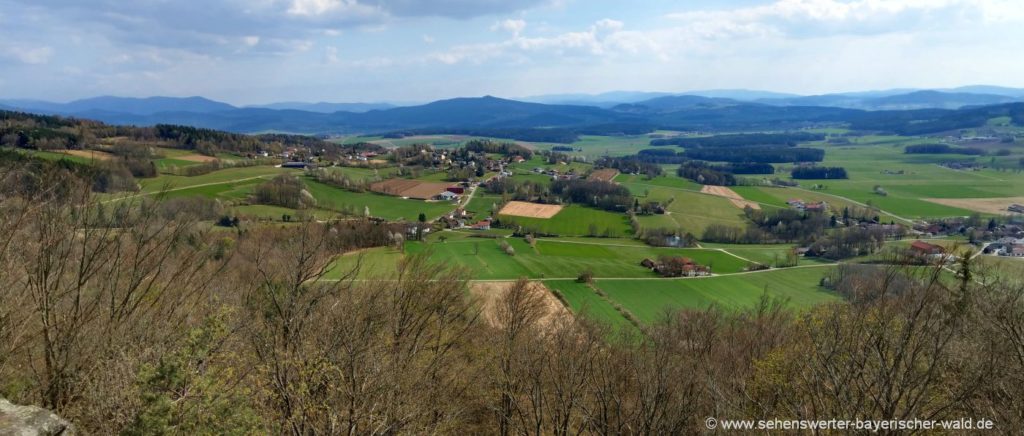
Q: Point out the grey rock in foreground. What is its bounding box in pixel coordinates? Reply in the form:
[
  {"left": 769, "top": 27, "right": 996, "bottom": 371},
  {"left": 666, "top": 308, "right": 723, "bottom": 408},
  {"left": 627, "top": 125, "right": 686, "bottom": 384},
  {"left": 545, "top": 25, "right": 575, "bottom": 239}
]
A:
[{"left": 0, "top": 398, "right": 75, "bottom": 436}]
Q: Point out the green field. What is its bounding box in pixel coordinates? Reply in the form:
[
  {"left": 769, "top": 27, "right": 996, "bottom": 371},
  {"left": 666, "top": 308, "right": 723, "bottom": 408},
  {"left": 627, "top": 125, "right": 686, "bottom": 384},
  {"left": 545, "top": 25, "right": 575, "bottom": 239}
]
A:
[
  {"left": 618, "top": 180, "right": 749, "bottom": 236},
  {"left": 319, "top": 165, "right": 398, "bottom": 182},
  {"left": 404, "top": 237, "right": 752, "bottom": 280},
  {"left": 304, "top": 179, "right": 455, "bottom": 221},
  {"left": 324, "top": 247, "right": 406, "bottom": 280},
  {"left": 545, "top": 280, "right": 634, "bottom": 330},
  {"left": 464, "top": 193, "right": 504, "bottom": 217},
  {"left": 786, "top": 143, "right": 1024, "bottom": 219},
  {"left": 498, "top": 205, "right": 633, "bottom": 237},
  {"left": 594, "top": 266, "right": 839, "bottom": 323}
]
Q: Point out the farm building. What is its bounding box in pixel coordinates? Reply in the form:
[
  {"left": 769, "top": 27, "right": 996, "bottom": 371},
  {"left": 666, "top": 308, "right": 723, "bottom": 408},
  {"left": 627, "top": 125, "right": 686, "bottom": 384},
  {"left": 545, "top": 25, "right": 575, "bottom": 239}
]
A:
[
  {"left": 1009, "top": 204, "right": 1024, "bottom": 214},
  {"left": 281, "top": 161, "right": 314, "bottom": 169},
  {"left": 909, "top": 241, "right": 945, "bottom": 256},
  {"left": 446, "top": 186, "right": 466, "bottom": 195},
  {"left": 435, "top": 191, "right": 460, "bottom": 201},
  {"left": 650, "top": 257, "right": 711, "bottom": 277},
  {"left": 787, "top": 199, "right": 828, "bottom": 213},
  {"left": 469, "top": 220, "right": 492, "bottom": 231}
]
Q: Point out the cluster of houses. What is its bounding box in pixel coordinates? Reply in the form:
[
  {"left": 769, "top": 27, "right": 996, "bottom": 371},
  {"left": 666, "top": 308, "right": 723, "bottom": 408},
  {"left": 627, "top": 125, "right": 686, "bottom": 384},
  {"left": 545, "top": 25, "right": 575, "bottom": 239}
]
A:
[
  {"left": 531, "top": 167, "right": 580, "bottom": 181},
  {"left": 343, "top": 150, "right": 381, "bottom": 163},
  {"left": 640, "top": 257, "right": 711, "bottom": 278},
  {"left": 787, "top": 199, "right": 828, "bottom": 213},
  {"left": 985, "top": 237, "right": 1024, "bottom": 257},
  {"left": 437, "top": 208, "right": 492, "bottom": 231}
]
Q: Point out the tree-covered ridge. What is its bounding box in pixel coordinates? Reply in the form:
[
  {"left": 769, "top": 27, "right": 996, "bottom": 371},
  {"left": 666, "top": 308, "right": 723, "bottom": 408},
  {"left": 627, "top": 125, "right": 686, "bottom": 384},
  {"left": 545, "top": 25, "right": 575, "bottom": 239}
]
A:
[{"left": 0, "top": 110, "right": 337, "bottom": 154}]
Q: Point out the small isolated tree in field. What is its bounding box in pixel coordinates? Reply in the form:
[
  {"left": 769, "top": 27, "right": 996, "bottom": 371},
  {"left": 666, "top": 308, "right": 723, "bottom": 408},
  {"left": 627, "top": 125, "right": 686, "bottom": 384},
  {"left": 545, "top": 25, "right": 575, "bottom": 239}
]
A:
[{"left": 576, "top": 270, "right": 594, "bottom": 284}]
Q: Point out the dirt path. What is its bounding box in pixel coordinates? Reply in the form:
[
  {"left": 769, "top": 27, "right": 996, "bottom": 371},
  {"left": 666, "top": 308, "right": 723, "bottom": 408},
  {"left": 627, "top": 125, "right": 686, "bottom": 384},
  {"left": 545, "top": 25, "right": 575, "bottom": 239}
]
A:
[
  {"left": 470, "top": 281, "right": 571, "bottom": 328},
  {"left": 701, "top": 185, "right": 761, "bottom": 210}
]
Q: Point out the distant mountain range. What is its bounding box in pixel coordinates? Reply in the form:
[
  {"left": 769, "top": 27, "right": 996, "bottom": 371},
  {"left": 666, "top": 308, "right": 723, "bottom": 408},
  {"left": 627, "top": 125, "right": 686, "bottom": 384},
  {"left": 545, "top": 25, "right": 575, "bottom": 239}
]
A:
[
  {"left": 528, "top": 87, "right": 1024, "bottom": 110},
  {"left": 245, "top": 102, "right": 396, "bottom": 113},
  {"left": 1, "top": 86, "right": 1022, "bottom": 136}
]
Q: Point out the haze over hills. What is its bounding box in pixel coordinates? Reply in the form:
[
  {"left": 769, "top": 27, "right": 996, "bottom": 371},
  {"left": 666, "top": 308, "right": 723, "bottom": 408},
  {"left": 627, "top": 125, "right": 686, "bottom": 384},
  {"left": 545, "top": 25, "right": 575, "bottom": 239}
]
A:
[
  {"left": 245, "top": 102, "right": 397, "bottom": 113},
  {"left": 1, "top": 86, "right": 1023, "bottom": 136}
]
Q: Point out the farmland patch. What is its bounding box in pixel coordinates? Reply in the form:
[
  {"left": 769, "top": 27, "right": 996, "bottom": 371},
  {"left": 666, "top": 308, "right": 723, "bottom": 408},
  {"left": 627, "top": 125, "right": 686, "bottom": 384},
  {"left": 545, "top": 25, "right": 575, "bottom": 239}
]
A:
[
  {"left": 370, "top": 179, "right": 452, "bottom": 199},
  {"left": 498, "top": 201, "right": 564, "bottom": 219},
  {"left": 700, "top": 185, "right": 761, "bottom": 210},
  {"left": 922, "top": 197, "right": 1024, "bottom": 215}
]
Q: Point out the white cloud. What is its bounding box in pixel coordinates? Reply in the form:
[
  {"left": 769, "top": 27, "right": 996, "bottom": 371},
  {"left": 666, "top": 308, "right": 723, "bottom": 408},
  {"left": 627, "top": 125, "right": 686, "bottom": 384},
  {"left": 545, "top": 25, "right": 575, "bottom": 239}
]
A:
[
  {"left": 1, "top": 45, "right": 54, "bottom": 64},
  {"left": 492, "top": 19, "right": 527, "bottom": 36},
  {"left": 664, "top": 0, "right": 1021, "bottom": 39},
  {"left": 287, "top": 0, "right": 380, "bottom": 18}
]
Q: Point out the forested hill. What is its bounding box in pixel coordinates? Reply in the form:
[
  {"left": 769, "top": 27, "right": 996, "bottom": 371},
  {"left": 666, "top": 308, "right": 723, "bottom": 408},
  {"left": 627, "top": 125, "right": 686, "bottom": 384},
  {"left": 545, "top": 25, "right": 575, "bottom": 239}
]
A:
[
  {"left": 0, "top": 110, "right": 345, "bottom": 155},
  {"left": 2, "top": 95, "right": 1023, "bottom": 140}
]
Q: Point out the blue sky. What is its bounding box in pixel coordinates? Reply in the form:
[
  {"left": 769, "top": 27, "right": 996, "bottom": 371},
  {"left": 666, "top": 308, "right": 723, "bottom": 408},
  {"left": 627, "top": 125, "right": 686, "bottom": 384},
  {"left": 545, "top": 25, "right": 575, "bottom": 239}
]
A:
[{"left": 1, "top": 0, "right": 1021, "bottom": 104}]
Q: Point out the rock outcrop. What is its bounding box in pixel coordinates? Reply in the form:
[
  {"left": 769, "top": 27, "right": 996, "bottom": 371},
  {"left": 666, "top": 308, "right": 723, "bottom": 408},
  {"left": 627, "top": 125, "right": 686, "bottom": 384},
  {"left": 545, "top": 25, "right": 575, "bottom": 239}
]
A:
[{"left": 0, "top": 398, "right": 75, "bottom": 435}]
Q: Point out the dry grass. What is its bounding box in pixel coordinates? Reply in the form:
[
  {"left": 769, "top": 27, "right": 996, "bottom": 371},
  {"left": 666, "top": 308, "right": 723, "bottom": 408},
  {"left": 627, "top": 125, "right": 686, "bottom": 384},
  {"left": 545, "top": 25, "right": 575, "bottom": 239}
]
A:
[
  {"left": 588, "top": 168, "right": 620, "bottom": 182},
  {"left": 470, "top": 281, "right": 571, "bottom": 329},
  {"left": 701, "top": 185, "right": 761, "bottom": 210},
  {"left": 370, "top": 179, "right": 451, "bottom": 200},
  {"left": 924, "top": 197, "right": 1024, "bottom": 215},
  {"left": 62, "top": 149, "right": 116, "bottom": 161},
  {"left": 498, "top": 201, "right": 564, "bottom": 219},
  {"left": 177, "top": 154, "right": 219, "bottom": 163}
]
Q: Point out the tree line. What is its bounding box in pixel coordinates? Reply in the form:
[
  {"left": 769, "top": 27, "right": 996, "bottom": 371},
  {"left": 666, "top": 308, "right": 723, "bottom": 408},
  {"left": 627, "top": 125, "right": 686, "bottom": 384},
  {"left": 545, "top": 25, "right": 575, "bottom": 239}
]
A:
[
  {"left": 791, "top": 166, "right": 848, "bottom": 179},
  {"left": 650, "top": 132, "right": 825, "bottom": 147},
  {"left": 905, "top": 143, "right": 986, "bottom": 155}
]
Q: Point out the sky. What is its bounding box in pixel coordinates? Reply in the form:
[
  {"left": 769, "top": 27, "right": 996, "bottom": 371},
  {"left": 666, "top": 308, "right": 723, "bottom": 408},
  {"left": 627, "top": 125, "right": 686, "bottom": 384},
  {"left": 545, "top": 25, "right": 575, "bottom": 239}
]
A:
[{"left": 1, "top": 0, "right": 1022, "bottom": 105}]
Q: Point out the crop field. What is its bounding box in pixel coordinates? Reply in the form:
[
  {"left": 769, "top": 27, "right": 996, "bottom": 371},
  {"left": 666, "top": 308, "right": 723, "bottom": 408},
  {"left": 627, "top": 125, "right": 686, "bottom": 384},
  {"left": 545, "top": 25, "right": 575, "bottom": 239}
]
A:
[
  {"left": 594, "top": 266, "right": 839, "bottom": 323},
  {"left": 509, "top": 172, "right": 554, "bottom": 186},
  {"left": 498, "top": 201, "right": 563, "bottom": 218},
  {"left": 557, "top": 135, "right": 652, "bottom": 158},
  {"left": 588, "top": 168, "right": 619, "bottom": 182},
  {"left": 498, "top": 205, "right": 633, "bottom": 237},
  {"left": 922, "top": 197, "right": 1024, "bottom": 215},
  {"left": 319, "top": 165, "right": 398, "bottom": 182},
  {"left": 404, "top": 238, "right": 752, "bottom": 280},
  {"left": 508, "top": 156, "right": 592, "bottom": 174},
  {"left": 614, "top": 174, "right": 703, "bottom": 191},
  {"left": 370, "top": 178, "right": 451, "bottom": 199},
  {"left": 138, "top": 166, "right": 292, "bottom": 193},
  {"left": 305, "top": 179, "right": 455, "bottom": 221},
  {"left": 62, "top": 149, "right": 115, "bottom": 161},
  {"left": 787, "top": 143, "right": 1024, "bottom": 218},
  {"left": 323, "top": 247, "right": 406, "bottom": 280},
  {"left": 624, "top": 183, "right": 748, "bottom": 236},
  {"left": 699, "top": 243, "right": 835, "bottom": 267}
]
